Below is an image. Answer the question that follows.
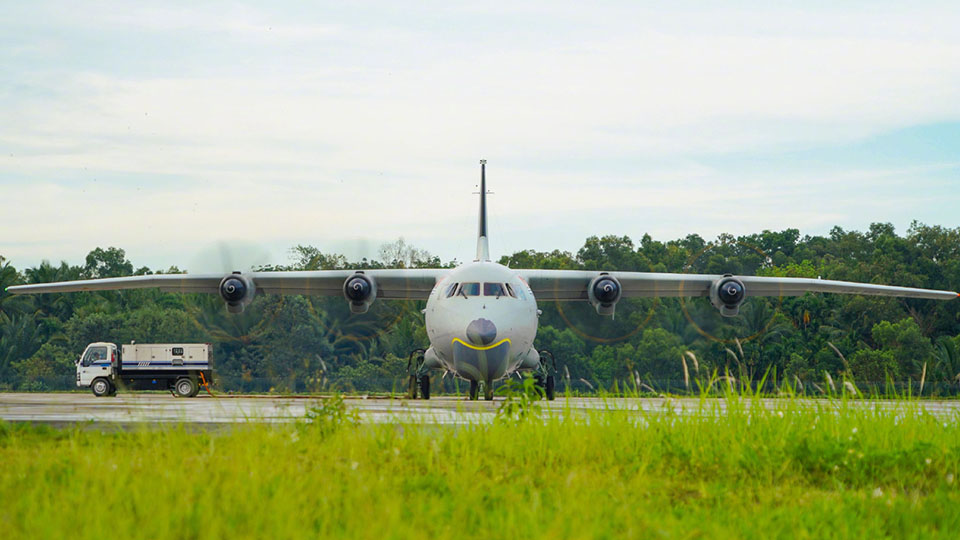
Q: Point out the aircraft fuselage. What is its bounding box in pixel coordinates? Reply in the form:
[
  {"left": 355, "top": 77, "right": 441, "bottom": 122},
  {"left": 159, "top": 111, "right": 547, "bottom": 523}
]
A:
[{"left": 423, "top": 261, "right": 539, "bottom": 383}]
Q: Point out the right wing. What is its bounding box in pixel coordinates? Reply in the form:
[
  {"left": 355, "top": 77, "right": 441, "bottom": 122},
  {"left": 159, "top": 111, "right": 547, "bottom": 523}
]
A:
[{"left": 517, "top": 270, "right": 959, "bottom": 301}]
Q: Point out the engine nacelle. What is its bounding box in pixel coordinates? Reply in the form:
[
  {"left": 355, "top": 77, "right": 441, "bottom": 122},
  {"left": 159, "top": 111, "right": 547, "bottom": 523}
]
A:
[
  {"left": 219, "top": 273, "right": 256, "bottom": 314},
  {"left": 710, "top": 275, "right": 746, "bottom": 317},
  {"left": 343, "top": 272, "right": 377, "bottom": 314},
  {"left": 588, "top": 274, "right": 622, "bottom": 316}
]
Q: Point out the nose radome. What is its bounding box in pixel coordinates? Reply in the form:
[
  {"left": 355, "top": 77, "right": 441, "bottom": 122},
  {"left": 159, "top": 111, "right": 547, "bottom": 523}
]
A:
[{"left": 466, "top": 318, "right": 497, "bottom": 346}]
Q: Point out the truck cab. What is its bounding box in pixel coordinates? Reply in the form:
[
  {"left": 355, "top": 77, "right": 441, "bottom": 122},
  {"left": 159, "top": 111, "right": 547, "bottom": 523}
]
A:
[{"left": 77, "top": 342, "right": 118, "bottom": 394}]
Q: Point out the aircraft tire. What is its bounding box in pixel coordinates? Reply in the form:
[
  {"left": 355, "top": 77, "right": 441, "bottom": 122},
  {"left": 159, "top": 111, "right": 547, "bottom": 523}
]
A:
[
  {"left": 545, "top": 375, "right": 556, "bottom": 401},
  {"left": 419, "top": 375, "right": 430, "bottom": 400},
  {"left": 407, "top": 375, "right": 417, "bottom": 399},
  {"left": 469, "top": 380, "right": 479, "bottom": 400},
  {"left": 533, "top": 374, "right": 546, "bottom": 398},
  {"left": 484, "top": 383, "right": 494, "bottom": 401}
]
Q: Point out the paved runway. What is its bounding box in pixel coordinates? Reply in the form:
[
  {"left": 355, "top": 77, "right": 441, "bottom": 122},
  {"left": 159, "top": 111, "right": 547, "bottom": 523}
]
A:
[{"left": 2, "top": 393, "right": 960, "bottom": 427}]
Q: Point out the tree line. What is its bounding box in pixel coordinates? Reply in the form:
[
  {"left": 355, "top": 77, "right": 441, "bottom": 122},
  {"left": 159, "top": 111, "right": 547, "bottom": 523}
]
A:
[{"left": 2, "top": 222, "right": 960, "bottom": 394}]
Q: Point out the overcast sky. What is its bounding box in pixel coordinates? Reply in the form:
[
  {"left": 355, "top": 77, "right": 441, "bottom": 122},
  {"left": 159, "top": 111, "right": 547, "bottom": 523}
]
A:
[{"left": 2, "top": 1, "right": 958, "bottom": 272}]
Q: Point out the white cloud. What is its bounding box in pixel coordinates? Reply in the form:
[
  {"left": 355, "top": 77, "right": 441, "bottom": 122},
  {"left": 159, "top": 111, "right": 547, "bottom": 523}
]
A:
[{"left": 2, "top": 1, "right": 959, "bottom": 269}]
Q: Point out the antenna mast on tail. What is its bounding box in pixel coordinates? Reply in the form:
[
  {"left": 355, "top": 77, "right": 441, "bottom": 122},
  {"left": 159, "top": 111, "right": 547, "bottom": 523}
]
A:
[{"left": 476, "top": 160, "right": 490, "bottom": 261}]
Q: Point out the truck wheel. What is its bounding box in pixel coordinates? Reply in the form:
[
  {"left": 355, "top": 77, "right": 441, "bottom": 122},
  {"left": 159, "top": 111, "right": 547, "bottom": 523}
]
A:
[
  {"left": 175, "top": 378, "right": 198, "bottom": 398},
  {"left": 91, "top": 378, "right": 111, "bottom": 397}
]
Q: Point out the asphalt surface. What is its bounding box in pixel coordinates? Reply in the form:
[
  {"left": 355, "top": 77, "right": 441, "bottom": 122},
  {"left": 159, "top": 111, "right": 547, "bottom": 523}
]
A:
[{"left": 2, "top": 392, "right": 960, "bottom": 427}]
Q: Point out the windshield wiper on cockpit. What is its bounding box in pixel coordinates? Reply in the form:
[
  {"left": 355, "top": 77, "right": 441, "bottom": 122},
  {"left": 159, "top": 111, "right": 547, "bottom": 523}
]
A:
[{"left": 458, "top": 288, "right": 468, "bottom": 299}]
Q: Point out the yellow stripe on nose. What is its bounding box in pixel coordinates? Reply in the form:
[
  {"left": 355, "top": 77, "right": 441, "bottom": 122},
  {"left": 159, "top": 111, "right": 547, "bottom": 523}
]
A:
[{"left": 451, "top": 337, "right": 511, "bottom": 351}]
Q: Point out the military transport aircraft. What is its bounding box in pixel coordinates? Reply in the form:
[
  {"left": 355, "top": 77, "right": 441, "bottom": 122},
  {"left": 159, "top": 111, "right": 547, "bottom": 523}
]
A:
[{"left": 8, "top": 161, "right": 959, "bottom": 400}]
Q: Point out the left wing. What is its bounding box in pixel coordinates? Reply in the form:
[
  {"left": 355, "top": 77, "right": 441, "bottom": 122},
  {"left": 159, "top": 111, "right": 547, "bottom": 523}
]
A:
[
  {"left": 5, "top": 269, "right": 447, "bottom": 298},
  {"left": 6, "top": 269, "right": 449, "bottom": 313}
]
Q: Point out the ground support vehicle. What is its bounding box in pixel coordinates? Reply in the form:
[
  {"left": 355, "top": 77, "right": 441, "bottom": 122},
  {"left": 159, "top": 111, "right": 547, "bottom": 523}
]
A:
[{"left": 77, "top": 342, "right": 212, "bottom": 397}]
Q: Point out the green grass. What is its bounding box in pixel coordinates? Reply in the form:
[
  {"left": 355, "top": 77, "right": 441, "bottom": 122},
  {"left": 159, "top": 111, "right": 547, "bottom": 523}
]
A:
[{"left": 2, "top": 395, "right": 960, "bottom": 539}]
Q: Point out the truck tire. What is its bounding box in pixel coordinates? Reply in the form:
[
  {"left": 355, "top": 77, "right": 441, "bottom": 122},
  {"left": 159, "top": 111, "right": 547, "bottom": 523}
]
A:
[
  {"left": 175, "top": 377, "right": 198, "bottom": 398},
  {"left": 91, "top": 378, "right": 112, "bottom": 397}
]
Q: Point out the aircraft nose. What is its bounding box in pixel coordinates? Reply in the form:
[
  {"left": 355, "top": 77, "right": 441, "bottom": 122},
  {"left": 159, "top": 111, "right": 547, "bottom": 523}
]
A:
[{"left": 466, "top": 318, "right": 497, "bottom": 346}]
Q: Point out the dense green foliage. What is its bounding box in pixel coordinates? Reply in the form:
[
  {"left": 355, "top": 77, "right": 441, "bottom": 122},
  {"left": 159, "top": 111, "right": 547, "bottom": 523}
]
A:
[
  {"left": 2, "top": 222, "right": 959, "bottom": 393},
  {"left": 2, "top": 397, "right": 960, "bottom": 538}
]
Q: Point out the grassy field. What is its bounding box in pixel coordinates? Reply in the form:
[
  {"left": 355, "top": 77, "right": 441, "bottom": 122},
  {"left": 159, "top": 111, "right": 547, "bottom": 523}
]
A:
[{"left": 2, "top": 395, "right": 960, "bottom": 539}]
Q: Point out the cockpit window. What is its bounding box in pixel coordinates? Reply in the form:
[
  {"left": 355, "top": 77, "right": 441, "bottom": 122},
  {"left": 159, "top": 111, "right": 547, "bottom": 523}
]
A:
[
  {"left": 514, "top": 282, "right": 527, "bottom": 300},
  {"left": 483, "top": 283, "right": 506, "bottom": 297},
  {"left": 445, "top": 283, "right": 459, "bottom": 298},
  {"left": 504, "top": 283, "right": 517, "bottom": 298},
  {"left": 458, "top": 283, "right": 480, "bottom": 296}
]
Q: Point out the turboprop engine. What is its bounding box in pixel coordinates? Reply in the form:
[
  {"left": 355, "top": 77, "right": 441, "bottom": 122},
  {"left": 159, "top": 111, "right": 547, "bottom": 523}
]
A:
[
  {"left": 588, "top": 273, "right": 622, "bottom": 316},
  {"left": 343, "top": 272, "right": 377, "bottom": 314},
  {"left": 710, "top": 275, "right": 746, "bottom": 317},
  {"left": 219, "top": 272, "right": 256, "bottom": 313}
]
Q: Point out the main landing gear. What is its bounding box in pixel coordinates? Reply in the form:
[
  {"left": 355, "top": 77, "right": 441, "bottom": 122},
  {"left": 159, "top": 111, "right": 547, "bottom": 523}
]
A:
[
  {"left": 406, "top": 349, "right": 431, "bottom": 400},
  {"left": 534, "top": 350, "right": 557, "bottom": 401}
]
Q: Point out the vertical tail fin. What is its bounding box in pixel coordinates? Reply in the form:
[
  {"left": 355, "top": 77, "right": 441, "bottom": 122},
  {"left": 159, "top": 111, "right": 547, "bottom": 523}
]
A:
[{"left": 476, "top": 160, "right": 490, "bottom": 261}]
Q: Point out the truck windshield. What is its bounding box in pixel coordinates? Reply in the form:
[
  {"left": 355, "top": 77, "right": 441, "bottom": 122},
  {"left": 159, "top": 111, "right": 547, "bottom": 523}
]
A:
[{"left": 82, "top": 347, "right": 108, "bottom": 366}]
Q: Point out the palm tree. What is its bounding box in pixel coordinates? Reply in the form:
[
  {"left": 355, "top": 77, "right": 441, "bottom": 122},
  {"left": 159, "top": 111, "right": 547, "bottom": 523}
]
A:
[
  {"left": 0, "top": 258, "right": 31, "bottom": 319},
  {"left": 24, "top": 261, "right": 82, "bottom": 323},
  {"left": 0, "top": 313, "right": 42, "bottom": 385},
  {"left": 934, "top": 337, "right": 960, "bottom": 392}
]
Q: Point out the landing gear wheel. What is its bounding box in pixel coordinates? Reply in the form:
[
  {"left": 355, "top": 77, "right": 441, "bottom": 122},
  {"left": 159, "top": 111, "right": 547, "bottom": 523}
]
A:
[
  {"left": 91, "top": 378, "right": 112, "bottom": 397},
  {"left": 469, "top": 380, "right": 479, "bottom": 401},
  {"left": 175, "top": 377, "right": 198, "bottom": 398},
  {"left": 483, "top": 382, "right": 494, "bottom": 401},
  {"left": 534, "top": 374, "right": 546, "bottom": 398},
  {"left": 406, "top": 349, "right": 426, "bottom": 399},
  {"left": 419, "top": 375, "right": 430, "bottom": 400},
  {"left": 545, "top": 374, "right": 556, "bottom": 401}
]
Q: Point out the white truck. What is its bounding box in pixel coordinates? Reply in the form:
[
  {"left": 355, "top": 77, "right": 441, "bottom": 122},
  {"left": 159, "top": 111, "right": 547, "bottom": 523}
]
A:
[{"left": 77, "top": 342, "right": 213, "bottom": 397}]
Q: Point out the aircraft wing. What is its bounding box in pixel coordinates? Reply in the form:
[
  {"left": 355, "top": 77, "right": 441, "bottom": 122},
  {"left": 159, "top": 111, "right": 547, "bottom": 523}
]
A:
[
  {"left": 517, "top": 270, "right": 959, "bottom": 301},
  {"left": 5, "top": 269, "right": 449, "bottom": 300}
]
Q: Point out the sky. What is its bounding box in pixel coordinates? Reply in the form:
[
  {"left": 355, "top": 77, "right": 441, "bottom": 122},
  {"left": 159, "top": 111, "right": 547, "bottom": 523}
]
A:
[{"left": 2, "top": 1, "right": 959, "bottom": 272}]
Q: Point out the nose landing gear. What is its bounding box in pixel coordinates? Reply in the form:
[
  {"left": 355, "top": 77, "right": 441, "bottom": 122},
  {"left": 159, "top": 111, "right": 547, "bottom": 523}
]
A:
[{"left": 468, "top": 380, "right": 494, "bottom": 401}]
